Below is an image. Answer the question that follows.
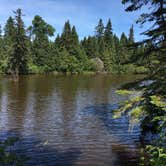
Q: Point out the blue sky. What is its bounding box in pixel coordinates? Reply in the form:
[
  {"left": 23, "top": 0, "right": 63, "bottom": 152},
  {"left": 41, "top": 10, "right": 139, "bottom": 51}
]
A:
[{"left": 0, "top": 0, "right": 146, "bottom": 41}]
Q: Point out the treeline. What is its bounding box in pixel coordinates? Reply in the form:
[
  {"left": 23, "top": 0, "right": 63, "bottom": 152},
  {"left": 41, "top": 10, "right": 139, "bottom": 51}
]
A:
[{"left": 0, "top": 9, "right": 147, "bottom": 75}]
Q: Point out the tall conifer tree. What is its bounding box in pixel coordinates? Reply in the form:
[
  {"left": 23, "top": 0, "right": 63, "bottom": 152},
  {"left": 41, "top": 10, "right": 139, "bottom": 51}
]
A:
[
  {"left": 7, "top": 9, "right": 28, "bottom": 78},
  {"left": 61, "top": 20, "right": 72, "bottom": 50},
  {"left": 128, "top": 25, "right": 134, "bottom": 44},
  {"left": 30, "top": 15, "right": 55, "bottom": 67},
  {"left": 95, "top": 19, "right": 104, "bottom": 39},
  {"left": 122, "top": 0, "right": 166, "bottom": 135},
  {"left": 104, "top": 19, "right": 113, "bottom": 47}
]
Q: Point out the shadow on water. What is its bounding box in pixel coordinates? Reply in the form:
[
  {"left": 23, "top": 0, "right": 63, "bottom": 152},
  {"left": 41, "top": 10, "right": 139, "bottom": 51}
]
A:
[
  {"left": 82, "top": 103, "right": 141, "bottom": 138},
  {"left": 0, "top": 130, "right": 81, "bottom": 166},
  {"left": 82, "top": 103, "right": 142, "bottom": 165}
]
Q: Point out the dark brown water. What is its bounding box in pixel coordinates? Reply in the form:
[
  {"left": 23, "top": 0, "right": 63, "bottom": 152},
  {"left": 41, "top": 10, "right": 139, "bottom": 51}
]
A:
[{"left": 0, "top": 74, "right": 144, "bottom": 166}]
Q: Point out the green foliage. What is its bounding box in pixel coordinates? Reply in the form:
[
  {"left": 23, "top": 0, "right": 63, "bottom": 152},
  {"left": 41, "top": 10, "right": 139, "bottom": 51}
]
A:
[
  {"left": 121, "top": 0, "right": 166, "bottom": 132},
  {"left": 81, "top": 36, "right": 99, "bottom": 58},
  {"left": 0, "top": 30, "right": 7, "bottom": 73},
  {"left": 140, "top": 122, "right": 166, "bottom": 166},
  {"left": 104, "top": 19, "right": 113, "bottom": 47},
  {"left": 150, "top": 96, "right": 166, "bottom": 111},
  {"left": 115, "top": 90, "right": 166, "bottom": 164},
  {"left": 28, "top": 62, "right": 45, "bottom": 74},
  {"left": 10, "top": 9, "right": 28, "bottom": 75},
  {"left": 0, "top": 138, "right": 26, "bottom": 166},
  {"left": 95, "top": 18, "right": 104, "bottom": 39},
  {"left": 53, "top": 21, "right": 89, "bottom": 73},
  {"left": 117, "top": 1, "right": 166, "bottom": 165},
  {"left": 55, "top": 48, "right": 85, "bottom": 73},
  {"left": 116, "top": 89, "right": 134, "bottom": 95},
  {"left": 0, "top": 8, "right": 148, "bottom": 75},
  {"left": 134, "top": 66, "right": 148, "bottom": 74},
  {"left": 129, "top": 106, "right": 143, "bottom": 123},
  {"left": 30, "top": 15, "right": 55, "bottom": 69},
  {"left": 4, "top": 17, "right": 15, "bottom": 39},
  {"left": 3, "top": 17, "right": 15, "bottom": 73},
  {"left": 114, "top": 90, "right": 144, "bottom": 120},
  {"left": 115, "top": 90, "right": 166, "bottom": 132},
  {"left": 140, "top": 145, "right": 166, "bottom": 166},
  {"left": 128, "top": 25, "right": 134, "bottom": 44}
]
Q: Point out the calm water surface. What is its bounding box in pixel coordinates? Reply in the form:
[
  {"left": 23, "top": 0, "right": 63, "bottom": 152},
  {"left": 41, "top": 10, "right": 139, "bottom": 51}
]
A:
[{"left": 0, "top": 74, "right": 145, "bottom": 166}]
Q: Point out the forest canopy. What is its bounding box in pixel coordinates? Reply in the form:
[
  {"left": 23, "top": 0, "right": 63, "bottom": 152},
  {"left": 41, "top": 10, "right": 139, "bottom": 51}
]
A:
[{"left": 0, "top": 9, "right": 148, "bottom": 76}]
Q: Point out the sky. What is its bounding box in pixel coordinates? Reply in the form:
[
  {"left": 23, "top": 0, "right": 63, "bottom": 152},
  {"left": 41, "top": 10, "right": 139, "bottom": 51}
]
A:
[{"left": 0, "top": 0, "right": 146, "bottom": 41}]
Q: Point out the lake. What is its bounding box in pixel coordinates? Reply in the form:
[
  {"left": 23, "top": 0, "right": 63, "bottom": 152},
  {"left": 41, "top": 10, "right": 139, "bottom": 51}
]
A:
[{"left": 0, "top": 74, "right": 146, "bottom": 166}]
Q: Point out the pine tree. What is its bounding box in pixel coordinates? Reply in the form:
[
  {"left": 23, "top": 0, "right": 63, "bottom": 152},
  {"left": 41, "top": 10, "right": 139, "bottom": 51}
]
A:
[
  {"left": 69, "top": 25, "right": 80, "bottom": 57},
  {"left": 102, "top": 48, "right": 112, "bottom": 71},
  {"left": 128, "top": 24, "right": 134, "bottom": 44},
  {"left": 0, "top": 25, "right": 3, "bottom": 72},
  {"left": 122, "top": 0, "right": 166, "bottom": 134},
  {"left": 71, "top": 26, "right": 79, "bottom": 46},
  {"left": 104, "top": 18, "right": 113, "bottom": 47},
  {"left": 8, "top": 9, "right": 28, "bottom": 78},
  {"left": 1, "top": 17, "right": 16, "bottom": 73},
  {"left": 98, "top": 37, "right": 105, "bottom": 59},
  {"left": 27, "top": 25, "right": 33, "bottom": 40},
  {"left": 0, "top": 25, "right": 2, "bottom": 38},
  {"left": 70, "top": 26, "right": 88, "bottom": 70},
  {"left": 55, "top": 34, "right": 62, "bottom": 49},
  {"left": 58, "top": 21, "right": 88, "bottom": 73},
  {"left": 114, "top": 34, "right": 121, "bottom": 71},
  {"left": 30, "top": 15, "right": 55, "bottom": 68},
  {"left": 95, "top": 19, "right": 104, "bottom": 39},
  {"left": 4, "top": 17, "right": 15, "bottom": 39},
  {"left": 103, "top": 19, "right": 116, "bottom": 71},
  {"left": 81, "top": 36, "right": 98, "bottom": 58},
  {"left": 120, "top": 32, "right": 129, "bottom": 64},
  {"left": 94, "top": 19, "right": 106, "bottom": 69},
  {"left": 128, "top": 25, "right": 137, "bottom": 63},
  {"left": 3, "top": 17, "right": 16, "bottom": 56},
  {"left": 61, "top": 20, "right": 72, "bottom": 50}
]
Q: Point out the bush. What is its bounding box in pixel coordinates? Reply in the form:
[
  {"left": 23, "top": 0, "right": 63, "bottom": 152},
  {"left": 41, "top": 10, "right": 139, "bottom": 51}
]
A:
[
  {"left": 135, "top": 66, "right": 148, "bottom": 74},
  {"left": 0, "top": 138, "right": 26, "bottom": 166},
  {"left": 140, "top": 145, "right": 166, "bottom": 166}
]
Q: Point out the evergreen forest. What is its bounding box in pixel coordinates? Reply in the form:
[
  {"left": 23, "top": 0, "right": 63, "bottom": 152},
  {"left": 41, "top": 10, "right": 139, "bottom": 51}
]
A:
[{"left": 0, "top": 9, "right": 148, "bottom": 76}]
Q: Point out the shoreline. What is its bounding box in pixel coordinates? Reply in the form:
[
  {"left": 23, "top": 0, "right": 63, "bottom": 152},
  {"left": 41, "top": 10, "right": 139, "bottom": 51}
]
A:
[{"left": 0, "top": 71, "right": 148, "bottom": 76}]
